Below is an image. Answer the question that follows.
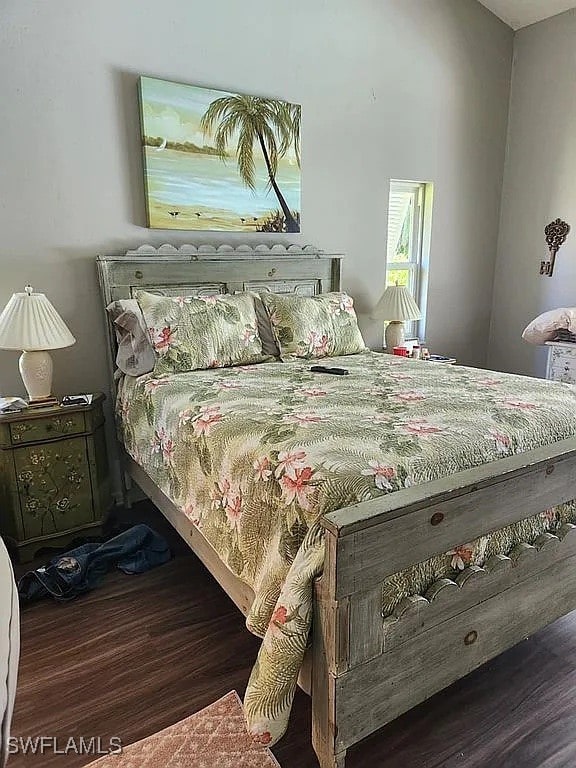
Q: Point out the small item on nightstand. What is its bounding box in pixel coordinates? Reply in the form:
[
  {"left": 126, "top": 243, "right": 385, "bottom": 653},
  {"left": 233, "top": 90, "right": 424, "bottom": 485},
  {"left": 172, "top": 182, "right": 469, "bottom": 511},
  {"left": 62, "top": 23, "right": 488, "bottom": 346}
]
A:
[
  {"left": 393, "top": 346, "right": 409, "bottom": 357},
  {"left": 412, "top": 344, "right": 421, "bottom": 359},
  {"left": 0, "top": 397, "right": 28, "bottom": 414},
  {"left": 61, "top": 394, "right": 93, "bottom": 407},
  {"left": 421, "top": 347, "right": 430, "bottom": 360}
]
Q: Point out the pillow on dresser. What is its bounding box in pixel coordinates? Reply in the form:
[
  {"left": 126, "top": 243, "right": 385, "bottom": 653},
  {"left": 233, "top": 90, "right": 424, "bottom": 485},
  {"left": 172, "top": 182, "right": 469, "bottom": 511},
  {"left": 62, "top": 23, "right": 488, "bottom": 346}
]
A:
[
  {"left": 522, "top": 308, "right": 576, "bottom": 345},
  {"left": 106, "top": 299, "right": 155, "bottom": 377},
  {"left": 260, "top": 291, "right": 367, "bottom": 359},
  {"left": 137, "top": 290, "right": 272, "bottom": 375}
]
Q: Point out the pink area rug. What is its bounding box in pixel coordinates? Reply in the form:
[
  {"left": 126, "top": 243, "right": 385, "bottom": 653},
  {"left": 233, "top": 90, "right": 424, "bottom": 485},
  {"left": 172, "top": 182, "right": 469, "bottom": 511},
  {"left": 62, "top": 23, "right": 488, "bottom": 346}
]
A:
[{"left": 87, "top": 691, "right": 281, "bottom": 768}]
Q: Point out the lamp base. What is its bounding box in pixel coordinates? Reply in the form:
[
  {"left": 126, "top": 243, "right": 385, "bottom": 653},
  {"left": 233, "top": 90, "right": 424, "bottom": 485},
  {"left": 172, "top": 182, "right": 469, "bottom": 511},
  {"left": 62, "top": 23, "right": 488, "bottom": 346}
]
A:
[
  {"left": 384, "top": 321, "right": 405, "bottom": 352},
  {"left": 19, "top": 350, "right": 54, "bottom": 402}
]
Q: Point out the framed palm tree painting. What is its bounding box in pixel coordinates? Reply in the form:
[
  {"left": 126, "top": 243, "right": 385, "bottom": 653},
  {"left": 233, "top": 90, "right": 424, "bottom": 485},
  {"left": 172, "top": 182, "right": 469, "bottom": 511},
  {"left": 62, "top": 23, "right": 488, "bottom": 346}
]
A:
[{"left": 138, "top": 76, "right": 301, "bottom": 232}]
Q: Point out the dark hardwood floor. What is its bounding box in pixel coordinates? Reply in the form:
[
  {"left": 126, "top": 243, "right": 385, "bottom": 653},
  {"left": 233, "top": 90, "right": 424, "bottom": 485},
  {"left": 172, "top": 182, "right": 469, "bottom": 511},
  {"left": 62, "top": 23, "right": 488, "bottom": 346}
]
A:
[{"left": 9, "top": 502, "right": 576, "bottom": 767}]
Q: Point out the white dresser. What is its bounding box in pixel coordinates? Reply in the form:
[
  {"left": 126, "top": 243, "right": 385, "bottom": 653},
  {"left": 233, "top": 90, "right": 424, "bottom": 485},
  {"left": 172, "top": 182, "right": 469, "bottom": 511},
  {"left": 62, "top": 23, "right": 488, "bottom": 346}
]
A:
[{"left": 545, "top": 342, "right": 576, "bottom": 383}]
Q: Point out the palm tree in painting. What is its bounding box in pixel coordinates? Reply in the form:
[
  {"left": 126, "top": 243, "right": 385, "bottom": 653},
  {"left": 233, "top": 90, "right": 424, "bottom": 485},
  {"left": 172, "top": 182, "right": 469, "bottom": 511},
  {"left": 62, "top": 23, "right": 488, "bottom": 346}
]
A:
[
  {"left": 276, "top": 101, "right": 301, "bottom": 167},
  {"left": 200, "top": 95, "right": 301, "bottom": 233}
]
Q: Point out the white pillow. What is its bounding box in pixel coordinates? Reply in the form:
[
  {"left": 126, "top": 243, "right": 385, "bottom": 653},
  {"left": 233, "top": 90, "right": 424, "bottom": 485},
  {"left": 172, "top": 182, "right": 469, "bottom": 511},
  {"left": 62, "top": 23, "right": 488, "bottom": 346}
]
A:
[{"left": 522, "top": 307, "right": 576, "bottom": 345}]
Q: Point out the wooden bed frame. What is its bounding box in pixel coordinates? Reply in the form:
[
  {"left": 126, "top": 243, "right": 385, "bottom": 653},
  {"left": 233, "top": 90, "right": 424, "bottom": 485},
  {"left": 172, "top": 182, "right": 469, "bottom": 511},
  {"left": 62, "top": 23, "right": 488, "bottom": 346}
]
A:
[{"left": 97, "top": 244, "right": 576, "bottom": 768}]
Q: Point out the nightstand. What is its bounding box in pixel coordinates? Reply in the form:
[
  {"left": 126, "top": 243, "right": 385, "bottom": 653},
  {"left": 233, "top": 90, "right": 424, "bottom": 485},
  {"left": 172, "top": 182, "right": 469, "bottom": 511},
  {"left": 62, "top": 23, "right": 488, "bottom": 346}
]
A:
[
  {"left": 545, "top": 341, "right": 576, "bottom": 383},
  {"left": 0, "top": 394, "right": 112, "bottom": 562}
]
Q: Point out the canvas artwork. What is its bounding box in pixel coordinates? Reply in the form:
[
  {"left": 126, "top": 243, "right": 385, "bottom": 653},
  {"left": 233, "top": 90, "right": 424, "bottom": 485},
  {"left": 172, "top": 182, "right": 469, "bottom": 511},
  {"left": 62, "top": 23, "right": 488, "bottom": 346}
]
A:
[{"left": 138, "top": 76, "right": 301, "bottom": 232}]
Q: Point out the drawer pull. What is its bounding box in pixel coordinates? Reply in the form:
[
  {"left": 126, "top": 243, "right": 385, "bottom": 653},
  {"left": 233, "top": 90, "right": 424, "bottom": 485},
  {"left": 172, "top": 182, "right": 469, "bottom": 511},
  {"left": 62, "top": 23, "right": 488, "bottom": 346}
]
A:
[
  {"left": 464, "top": 630, "right": 478, "bottom": 646},
  {"left": 135, "top": 270, "right": 143, "bottom": 279},
  {"left": 268, "top": 268, "right": 277, "bottom": 277},
  {"left": 430, "top": 512, "right": 444, "bottom": 526},
  {"left": 546, "top": 464, "right": 555, "bottom": 476}
]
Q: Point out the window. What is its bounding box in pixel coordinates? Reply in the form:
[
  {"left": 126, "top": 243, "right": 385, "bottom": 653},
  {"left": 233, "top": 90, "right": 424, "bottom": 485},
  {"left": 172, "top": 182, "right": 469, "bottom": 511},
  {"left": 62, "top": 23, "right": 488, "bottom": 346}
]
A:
[{"left": 386, "top": 180, "right": 431, "bottom": 339}]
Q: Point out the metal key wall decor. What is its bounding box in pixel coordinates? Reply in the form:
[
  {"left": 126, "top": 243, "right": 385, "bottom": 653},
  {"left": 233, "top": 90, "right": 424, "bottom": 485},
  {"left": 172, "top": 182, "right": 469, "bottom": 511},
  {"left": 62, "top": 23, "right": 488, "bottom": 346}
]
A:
[{"left": 540, "top": 218, "right": 571, "bottom": 277}]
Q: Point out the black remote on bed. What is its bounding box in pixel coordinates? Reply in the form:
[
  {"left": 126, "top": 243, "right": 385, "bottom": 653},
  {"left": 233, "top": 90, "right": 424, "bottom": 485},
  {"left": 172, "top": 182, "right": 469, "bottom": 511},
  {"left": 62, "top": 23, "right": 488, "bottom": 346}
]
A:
[{"left": 310, "top": 365, "right": 349, "bottom": 375}]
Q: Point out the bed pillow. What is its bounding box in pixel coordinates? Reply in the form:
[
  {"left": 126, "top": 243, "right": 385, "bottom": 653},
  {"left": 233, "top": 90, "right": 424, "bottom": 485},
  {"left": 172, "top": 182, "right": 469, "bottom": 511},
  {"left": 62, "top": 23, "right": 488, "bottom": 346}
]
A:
[
  {"left": 522, "top": 308, "right": 576, "bottom": 345},
  {"left": 235, "top": 292, "right": 280, "bottom": 357},
  {"left": 106, "top": 299, "right": 155, "bottom": 376},
  {"left": 260, "top": 291, "right": 367, "bottom": 359},
  {"left": 137, "top": 290, "right": 271, "bottom": 375}
]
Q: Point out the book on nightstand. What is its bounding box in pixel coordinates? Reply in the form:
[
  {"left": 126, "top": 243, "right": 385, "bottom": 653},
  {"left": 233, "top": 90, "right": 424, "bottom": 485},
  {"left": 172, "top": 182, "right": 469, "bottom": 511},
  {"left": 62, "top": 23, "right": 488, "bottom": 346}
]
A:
[{"left": 0, "top": 397, "right": 28, "bottom": 414}]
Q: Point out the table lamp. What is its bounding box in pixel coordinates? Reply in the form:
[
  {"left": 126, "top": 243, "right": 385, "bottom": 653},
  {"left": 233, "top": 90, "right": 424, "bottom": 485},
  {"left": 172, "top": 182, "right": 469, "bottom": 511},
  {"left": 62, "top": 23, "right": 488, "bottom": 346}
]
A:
[
  {"left": 0, "top": 286, "right": 75, "bottom": 406},
  {"left": 372, "top": 283, "right": 422, "bottom": 351}
]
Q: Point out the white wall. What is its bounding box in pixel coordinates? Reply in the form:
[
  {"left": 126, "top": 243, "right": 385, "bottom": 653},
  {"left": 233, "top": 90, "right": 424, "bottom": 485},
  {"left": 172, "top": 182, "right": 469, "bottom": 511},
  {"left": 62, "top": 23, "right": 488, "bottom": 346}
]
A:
[
  {"left": 0, "top": 0, "right": 513, "bottom": 400},
  {"left": 489, "top": 9, "right": 576, "bottom": 376}
]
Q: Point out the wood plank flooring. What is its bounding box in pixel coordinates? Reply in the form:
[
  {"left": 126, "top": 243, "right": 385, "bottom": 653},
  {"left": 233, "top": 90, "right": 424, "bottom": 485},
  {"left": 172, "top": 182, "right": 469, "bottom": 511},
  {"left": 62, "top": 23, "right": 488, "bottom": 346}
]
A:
[{"left": 9, "top": 502, "right": 576, "bottom": 767}]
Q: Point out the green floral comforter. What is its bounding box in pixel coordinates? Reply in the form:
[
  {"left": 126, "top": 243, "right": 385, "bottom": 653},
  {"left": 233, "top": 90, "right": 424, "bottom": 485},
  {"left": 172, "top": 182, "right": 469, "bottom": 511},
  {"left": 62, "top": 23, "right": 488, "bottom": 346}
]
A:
[{"left": 117, "top": 352, "right": 576, "bottom": 745}]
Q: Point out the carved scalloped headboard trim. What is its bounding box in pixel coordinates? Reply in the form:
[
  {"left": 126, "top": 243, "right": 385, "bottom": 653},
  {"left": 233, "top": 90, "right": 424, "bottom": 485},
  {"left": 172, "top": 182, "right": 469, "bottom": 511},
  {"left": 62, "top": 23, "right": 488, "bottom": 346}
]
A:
[{"left": 97, "top": 243, "right": 340, "bottom": 261}]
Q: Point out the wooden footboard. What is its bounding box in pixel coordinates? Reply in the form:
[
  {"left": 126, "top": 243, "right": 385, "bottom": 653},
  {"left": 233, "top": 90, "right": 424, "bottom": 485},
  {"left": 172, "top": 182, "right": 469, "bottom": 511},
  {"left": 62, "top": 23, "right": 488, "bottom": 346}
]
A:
[{"left": 311, "top": 437, "right": 576, "bottom": 768}]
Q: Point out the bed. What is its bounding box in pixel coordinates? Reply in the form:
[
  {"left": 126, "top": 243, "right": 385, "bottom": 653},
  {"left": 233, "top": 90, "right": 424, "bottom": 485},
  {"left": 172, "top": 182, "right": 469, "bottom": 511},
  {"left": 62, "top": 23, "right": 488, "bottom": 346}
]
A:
[{"left": 97, "top": 244, "right": 576, "bottom": 768}]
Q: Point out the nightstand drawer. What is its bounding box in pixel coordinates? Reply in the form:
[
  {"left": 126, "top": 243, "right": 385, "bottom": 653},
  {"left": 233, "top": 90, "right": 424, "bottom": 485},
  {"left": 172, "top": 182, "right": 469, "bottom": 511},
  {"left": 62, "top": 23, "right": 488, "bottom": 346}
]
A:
[{"left": 9, "top": 411, "right": 86, "bottom": 445}]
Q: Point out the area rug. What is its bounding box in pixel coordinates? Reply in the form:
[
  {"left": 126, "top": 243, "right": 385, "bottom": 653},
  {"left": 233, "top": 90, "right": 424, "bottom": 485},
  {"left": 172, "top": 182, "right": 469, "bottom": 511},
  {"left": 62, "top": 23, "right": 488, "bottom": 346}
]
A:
[{"left": 86, "top": 691, "right": 281, "bottom": 768}]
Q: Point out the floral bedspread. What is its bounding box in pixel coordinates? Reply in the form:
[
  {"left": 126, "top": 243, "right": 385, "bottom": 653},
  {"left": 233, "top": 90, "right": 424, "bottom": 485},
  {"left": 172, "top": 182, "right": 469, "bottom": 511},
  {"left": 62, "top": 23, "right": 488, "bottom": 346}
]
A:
[{"left": 117, "top": 352, "right": 576, "bottom": 745}]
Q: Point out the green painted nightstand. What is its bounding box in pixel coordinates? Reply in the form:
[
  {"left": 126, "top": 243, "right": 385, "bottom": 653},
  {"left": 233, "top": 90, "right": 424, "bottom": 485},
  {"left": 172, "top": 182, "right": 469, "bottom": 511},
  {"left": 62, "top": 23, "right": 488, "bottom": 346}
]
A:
[{"left": 0, "top": 393, "right": 112, "bottom": 562}]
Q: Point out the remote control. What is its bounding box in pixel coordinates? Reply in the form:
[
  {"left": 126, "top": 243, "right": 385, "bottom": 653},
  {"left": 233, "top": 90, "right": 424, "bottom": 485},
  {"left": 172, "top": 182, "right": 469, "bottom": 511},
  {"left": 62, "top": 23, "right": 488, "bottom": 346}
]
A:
[{"left": 310, "top": 365, "right": 349, "bottom": 375}]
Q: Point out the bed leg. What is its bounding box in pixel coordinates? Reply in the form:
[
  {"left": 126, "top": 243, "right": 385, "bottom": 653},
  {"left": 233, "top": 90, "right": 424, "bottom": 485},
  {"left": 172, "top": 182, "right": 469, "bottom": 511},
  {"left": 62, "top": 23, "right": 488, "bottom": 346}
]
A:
[
  {"left": 312, "top": 531, "right": 350, "bottom": 768},
  {"left": 122, "top": 469, "right": 133, "bottom": 509},
  {"left": 312, "top": 611, "right": 345, "bottom": 768},
  {"left": 314, "top": 747, "right": 347, "bottom": 768},
  {"left": 312, "top": 591, "right": 347, "bottom": 767}
]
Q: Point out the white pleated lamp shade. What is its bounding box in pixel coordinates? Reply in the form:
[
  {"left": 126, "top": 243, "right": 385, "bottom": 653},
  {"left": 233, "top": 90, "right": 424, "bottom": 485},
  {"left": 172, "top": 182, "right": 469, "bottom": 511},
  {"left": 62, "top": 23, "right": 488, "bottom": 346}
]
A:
[
  {"left": 0, "top": 287, "right": 75, "bottom": 351},
  {"left": 372, "top": 284, "right": 422, "bottom": 322}
]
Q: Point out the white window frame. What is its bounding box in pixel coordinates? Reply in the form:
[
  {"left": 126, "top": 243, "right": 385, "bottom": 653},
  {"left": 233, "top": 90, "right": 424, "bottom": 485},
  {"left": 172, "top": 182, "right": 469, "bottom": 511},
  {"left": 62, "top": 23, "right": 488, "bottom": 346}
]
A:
[{"left": 385, "top": 180, "right": 432, "bottom": 341}]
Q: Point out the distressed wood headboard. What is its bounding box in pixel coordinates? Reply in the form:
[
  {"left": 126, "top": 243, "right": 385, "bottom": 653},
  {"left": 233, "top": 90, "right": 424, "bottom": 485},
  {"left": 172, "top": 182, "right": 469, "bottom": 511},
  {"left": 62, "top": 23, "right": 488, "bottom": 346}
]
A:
[{"left": 96, "top": 243, "right": 343, "bottom": 390}]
